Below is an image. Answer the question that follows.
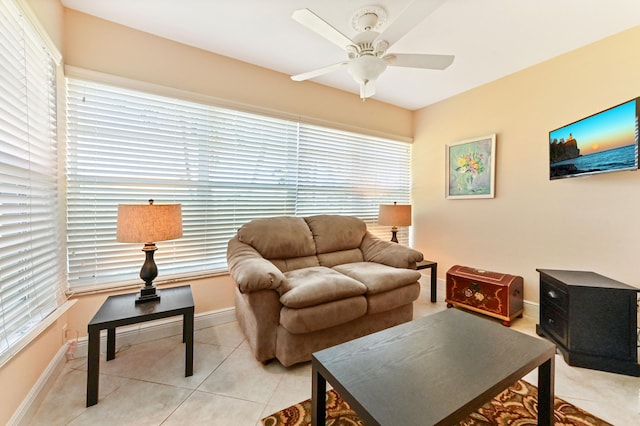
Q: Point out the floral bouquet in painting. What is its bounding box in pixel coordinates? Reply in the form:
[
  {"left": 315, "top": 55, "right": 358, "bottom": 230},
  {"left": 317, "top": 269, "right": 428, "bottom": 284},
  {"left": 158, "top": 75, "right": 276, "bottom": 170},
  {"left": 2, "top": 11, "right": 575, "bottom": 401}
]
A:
[
  {"left": 446, "top": 135, "right": 495, "bottom": 199},
  {"left": 456, "top": 150, "right": 486, "bottom": 192}
]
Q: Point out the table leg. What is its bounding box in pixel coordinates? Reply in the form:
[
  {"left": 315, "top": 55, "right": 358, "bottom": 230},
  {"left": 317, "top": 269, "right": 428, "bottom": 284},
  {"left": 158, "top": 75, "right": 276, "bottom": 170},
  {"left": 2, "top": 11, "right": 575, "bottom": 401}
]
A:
[
  {"left": 430, "top": 264, "right": 437, "bottom": 303},
  {"left": 184, "top": 309, "right": 194, "bottom": 377},
  {"left": 311, "top": 363, "right": 326, "bottom": 426},
  {"left": 182, "top": 312, "right": 186, "bottom": 343},
  {"left": 537, "top": 356, "right": 555, "bottom": 425},
  {"left": 86, "top": 328, "right": 100, "bottom": 407},
  {"left": 106, "top": 328, "right": 116, "bottom": 361}
]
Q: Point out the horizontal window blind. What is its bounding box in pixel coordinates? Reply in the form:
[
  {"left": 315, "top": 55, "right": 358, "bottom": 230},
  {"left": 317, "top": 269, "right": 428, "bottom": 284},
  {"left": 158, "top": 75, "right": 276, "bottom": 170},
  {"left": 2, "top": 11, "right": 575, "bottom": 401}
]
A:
[
  {"left": 0, "top": 0, "right": 64, "bottom": 362},
  {"left": 298, "top": 123, "right": 411, "bottom": 241},
  {"left": 66, "top": 78, "right": 411, "bottom": 289}
]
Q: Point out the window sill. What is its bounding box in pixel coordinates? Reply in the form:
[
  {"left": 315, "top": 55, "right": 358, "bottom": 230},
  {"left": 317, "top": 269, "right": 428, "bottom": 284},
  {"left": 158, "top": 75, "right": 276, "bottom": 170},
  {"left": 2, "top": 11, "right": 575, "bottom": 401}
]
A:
[
  {"left": 0, "top": 299, "right": 77, "bottom": 369},
  {"left": 65, "top": 270, "right": 230, "bottom": 297}
]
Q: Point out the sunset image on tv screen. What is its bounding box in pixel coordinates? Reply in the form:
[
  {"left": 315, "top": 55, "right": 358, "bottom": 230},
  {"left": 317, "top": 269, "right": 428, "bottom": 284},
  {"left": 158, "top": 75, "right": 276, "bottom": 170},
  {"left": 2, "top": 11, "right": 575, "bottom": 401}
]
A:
[{"left": 549, "top": 99, "right": 638, "bottom": 179}]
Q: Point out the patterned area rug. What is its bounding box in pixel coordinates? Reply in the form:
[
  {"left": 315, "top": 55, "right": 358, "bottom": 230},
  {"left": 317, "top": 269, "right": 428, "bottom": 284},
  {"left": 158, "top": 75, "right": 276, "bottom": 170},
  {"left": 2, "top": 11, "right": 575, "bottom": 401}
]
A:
[{"left": 262, "top": 380, "right": 612, "bottom": 426}]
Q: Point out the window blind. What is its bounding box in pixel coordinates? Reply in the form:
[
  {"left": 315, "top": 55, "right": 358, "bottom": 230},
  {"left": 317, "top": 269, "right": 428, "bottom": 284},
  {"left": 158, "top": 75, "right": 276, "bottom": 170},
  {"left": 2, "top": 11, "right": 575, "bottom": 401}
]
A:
[
  {"left": 66, "top": 78, "right": 411, "bottom": 290},
  {"left": 0, "top": 0, "right": 64, "bottom": 362},
  {"left": 297, "top": 123, "right": 411, "bottom": 227}
]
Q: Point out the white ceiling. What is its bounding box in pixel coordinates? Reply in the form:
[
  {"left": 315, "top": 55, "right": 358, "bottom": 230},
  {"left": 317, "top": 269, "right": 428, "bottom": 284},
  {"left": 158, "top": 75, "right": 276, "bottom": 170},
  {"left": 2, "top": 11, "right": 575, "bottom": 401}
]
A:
[{"left": 60, "top": 0, "right": 640, "bottom": 110}]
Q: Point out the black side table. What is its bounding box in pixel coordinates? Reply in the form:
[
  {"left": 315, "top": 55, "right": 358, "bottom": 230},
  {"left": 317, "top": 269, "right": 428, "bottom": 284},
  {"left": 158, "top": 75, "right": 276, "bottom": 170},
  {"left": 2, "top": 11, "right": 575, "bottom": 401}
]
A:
[
  {"left": 417, "top": 260, "right": 437, "bottom": 302},
  {"left": 86, "top": 285, "right": 194, "bottom": 407}
]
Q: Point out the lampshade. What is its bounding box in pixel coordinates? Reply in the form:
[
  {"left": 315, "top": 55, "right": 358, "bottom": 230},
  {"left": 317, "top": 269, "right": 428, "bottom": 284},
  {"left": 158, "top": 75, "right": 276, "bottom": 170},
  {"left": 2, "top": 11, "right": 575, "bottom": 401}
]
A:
[
  {"left": 117, "top": 202, "right": 183, "bottom": 243},
  {"left": 378, "top": 202, "right": 412, "bottom": 227}
]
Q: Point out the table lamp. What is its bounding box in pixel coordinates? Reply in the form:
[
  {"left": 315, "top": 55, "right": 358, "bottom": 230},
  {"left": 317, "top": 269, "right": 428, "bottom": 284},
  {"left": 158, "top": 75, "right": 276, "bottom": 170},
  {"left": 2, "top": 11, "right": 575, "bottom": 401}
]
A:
[
  {"left": 116, "top": 200, "right": 183, "bottom": 304},
  {"left": 378, "top": 201, "right": 411, "bottom": 243}
]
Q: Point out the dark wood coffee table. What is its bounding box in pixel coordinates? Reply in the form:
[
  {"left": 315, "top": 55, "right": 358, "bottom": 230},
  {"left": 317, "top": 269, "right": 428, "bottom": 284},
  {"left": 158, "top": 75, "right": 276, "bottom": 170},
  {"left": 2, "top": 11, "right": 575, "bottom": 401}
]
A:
[
  {"left": 86, "top": 285, "right": 194, "bottom": 407},
  {"left": 312, "top": 308, "right": 556, "bottom": 425}
]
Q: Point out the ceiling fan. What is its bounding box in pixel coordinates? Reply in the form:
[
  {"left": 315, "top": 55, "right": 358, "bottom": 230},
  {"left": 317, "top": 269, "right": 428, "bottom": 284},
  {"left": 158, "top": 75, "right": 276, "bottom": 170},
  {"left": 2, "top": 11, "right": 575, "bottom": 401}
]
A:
[{"left": 290, "top": 0, "right": 455, "bottom": 100}]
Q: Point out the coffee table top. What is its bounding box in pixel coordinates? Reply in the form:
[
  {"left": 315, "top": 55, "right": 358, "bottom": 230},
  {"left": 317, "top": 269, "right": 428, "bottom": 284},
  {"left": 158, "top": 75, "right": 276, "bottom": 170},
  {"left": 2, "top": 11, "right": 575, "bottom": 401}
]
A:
[
  {"left": 312, "top": 308, "right": 555, "bottom": 426},
  {"left": 88, "top": 285, "right": 194, "bottom": 329}
]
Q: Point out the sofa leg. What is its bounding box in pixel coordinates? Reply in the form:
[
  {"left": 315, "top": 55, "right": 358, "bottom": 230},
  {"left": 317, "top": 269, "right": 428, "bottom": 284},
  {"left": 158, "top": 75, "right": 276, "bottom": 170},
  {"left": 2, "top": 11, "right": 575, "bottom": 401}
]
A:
[{"left": 262, "top": 358, "right": 274, "bottom": 365}]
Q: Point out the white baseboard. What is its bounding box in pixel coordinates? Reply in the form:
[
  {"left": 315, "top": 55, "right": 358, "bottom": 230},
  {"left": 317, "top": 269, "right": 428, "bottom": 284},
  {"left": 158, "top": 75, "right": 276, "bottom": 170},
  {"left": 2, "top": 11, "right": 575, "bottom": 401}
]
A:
[
  {"left": 523, "top": 299, "right": 540, "bottom": 320},
  {"left": 10, "top": 307, "right": 236, "bottom": 425}
]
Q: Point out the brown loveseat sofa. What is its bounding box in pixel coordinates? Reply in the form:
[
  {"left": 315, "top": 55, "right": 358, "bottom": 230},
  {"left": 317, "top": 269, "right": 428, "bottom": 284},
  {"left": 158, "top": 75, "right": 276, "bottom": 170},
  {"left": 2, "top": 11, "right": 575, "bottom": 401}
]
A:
[{"left": 226, "top": 214, "right": 424, "bottom": 366}]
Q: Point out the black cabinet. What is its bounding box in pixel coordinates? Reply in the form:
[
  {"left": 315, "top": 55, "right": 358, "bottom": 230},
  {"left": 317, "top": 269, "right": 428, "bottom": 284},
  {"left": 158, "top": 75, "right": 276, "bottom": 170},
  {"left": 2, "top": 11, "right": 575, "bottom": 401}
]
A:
[{"left": 536, "top": 269, "right": 640, "bottom": 376}]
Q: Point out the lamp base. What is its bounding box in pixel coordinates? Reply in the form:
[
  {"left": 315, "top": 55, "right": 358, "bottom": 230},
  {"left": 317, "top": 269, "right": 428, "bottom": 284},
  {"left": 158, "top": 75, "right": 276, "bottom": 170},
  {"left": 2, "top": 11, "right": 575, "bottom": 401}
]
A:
[
  {"left": 135, "top": 285, "right": 161, "bottom": 304},
  {"left": 390, "top": 226, "right": 399, "bottom": 243},
  {"left": 136, "top": 244, "right": 161, "bottom": 304}
]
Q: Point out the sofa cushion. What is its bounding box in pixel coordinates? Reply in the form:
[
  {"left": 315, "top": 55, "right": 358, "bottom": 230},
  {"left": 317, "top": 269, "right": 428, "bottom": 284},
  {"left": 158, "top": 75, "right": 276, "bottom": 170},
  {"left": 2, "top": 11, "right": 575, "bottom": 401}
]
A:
[
  {"left": 317, "top": 248, "right": 364, "bottom": 268},
  {"left": 333, "top": 262, "right": 421, "bottom": 294},
  {"left": 305, "top": 215, "right": 367, "bottom": 254},
  {"left": 367, "top": 282, "right": 421, "bottom": 314},
  {"left": 280, "top": 266, "right": 367, "bottom": 308},
  {"left": 271, "top": 256, "right": 320, "bottom": 273},
  {"left": 280, "top": 296, "right": 367, "bottom": 334},
  {"left": 237, "top": 216, "right": 315, "bottom": 260}
]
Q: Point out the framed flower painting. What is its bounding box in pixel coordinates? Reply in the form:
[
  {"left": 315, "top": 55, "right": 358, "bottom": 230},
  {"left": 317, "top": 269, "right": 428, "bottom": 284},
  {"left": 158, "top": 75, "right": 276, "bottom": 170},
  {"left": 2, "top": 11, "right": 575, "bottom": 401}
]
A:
[{"left": 446, "top": 134, "right": 496, "bottom": 199}]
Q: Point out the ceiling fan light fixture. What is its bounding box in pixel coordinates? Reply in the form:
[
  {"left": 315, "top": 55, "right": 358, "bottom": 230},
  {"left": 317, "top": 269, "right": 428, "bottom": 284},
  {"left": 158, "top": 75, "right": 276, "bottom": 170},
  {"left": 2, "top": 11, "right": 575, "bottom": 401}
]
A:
[{"left": 347, "top": 55, "right": 387, "bottom": 84}]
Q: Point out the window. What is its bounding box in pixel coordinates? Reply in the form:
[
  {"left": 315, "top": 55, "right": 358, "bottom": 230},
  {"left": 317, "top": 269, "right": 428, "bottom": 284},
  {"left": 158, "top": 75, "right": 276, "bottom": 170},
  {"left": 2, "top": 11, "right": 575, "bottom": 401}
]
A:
[
  {"left": 66, "top": 78, "right": 411, "bottom": 290},
  {"left": 0, "top": 0, "right": 64, "bottom": 363}
]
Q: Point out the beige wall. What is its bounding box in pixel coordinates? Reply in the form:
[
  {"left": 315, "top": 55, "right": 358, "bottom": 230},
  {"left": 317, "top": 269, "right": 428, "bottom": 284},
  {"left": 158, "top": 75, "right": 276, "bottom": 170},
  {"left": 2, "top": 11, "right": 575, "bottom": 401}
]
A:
[
  {"left": 413, "top": 25, "right": 640, "bottom": 302},
  {"left": 62, "top": 9, "right": 412, "bottom": 141},
  {"left": 24, "top": 0, "right": 63, "bottom": 51}
]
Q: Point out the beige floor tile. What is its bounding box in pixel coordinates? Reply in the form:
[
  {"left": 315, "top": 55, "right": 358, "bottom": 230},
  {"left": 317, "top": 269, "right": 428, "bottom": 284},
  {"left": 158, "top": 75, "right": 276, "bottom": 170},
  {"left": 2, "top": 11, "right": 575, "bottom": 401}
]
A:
[
  {"left": 163, "top": 390, "right": 264, "bottom": 426},
  {"left": 195, "top": 321, "right": 245, "bottom": 348},
  {"left": 30, "top": 368, "right": 92, "bottom": 425},
  {"left": 31, "top": 367, "right": 133, "bottom": 425},
  {"left": 129, "top": 341, "right": 234, "bottom": 389},
  {"left": 28, "top": 294, "right": 640, "bottom": 426},
  {"left": 197, "top": 343, "right": 285, "bottom": 404},
  {"left": 264, "top": 365, "right": 313, "bottom": 412},
  {"left": 68, "top": 379, "right": 192, "bottom": 425},
  {"left": 99, "top": 335, "right": 183, "bottom": 378}
]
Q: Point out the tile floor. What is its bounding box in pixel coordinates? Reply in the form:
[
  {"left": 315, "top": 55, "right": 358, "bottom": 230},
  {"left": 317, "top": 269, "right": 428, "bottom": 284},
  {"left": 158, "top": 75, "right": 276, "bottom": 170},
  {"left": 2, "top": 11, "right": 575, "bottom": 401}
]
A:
[{"left": 31, "top": 280, "right": 640, "bottom": 425}]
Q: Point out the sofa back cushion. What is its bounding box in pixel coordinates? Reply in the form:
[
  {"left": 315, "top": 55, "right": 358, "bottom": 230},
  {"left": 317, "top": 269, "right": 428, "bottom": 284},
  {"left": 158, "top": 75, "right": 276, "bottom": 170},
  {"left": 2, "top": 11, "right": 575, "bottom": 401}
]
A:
[
  {"left": 304, "top": 215, "right": 367, "bottom": 254},
  {"left": 237, "top": 216, "right": 315, "bottom": 260}
]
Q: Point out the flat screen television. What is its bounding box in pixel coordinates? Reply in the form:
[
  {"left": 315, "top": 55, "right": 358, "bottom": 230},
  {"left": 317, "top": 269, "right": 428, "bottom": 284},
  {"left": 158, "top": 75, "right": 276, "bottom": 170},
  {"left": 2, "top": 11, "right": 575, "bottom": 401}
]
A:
[{"left": 549, "top": 98, "right": 639, "bottom": 180}]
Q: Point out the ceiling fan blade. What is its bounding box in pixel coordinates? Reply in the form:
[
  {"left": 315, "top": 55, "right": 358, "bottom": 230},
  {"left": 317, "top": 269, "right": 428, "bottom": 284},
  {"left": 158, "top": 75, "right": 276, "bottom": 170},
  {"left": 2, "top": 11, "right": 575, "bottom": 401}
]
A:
[
  {"left": 292, "top": 8, "right": 355, "bottom": 51},
  {"left": 360, "top": 80, "right": 376, "bottom": 99},
  {"left": 378, "top": 0, "right": 446, "bottom": 48},
  {"left": 291, "top": 62, "right": 349, "bottom": 81},
  {"left": 385, "top": 53, "right": 454, "bottom": 70}
]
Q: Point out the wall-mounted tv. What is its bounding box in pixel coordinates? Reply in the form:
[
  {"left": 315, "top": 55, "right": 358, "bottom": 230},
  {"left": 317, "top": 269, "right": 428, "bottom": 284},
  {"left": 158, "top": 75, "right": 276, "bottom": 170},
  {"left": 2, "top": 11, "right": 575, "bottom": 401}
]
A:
[{"left": 549, "top": 98, "right": 639, "bottom": 180}]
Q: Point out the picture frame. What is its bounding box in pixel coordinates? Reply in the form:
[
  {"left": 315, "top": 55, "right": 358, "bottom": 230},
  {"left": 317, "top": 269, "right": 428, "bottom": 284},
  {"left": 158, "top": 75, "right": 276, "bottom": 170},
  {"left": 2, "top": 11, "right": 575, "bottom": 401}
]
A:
[{"left": 446, "top": 134, "right": 496, "bottom": 199}]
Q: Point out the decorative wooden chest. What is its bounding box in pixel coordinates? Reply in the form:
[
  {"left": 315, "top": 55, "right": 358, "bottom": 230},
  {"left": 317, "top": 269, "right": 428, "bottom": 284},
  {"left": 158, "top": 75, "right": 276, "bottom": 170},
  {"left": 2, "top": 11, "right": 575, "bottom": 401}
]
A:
[{"left": 446, "top": 265, "right": 524, "bottom": 326}]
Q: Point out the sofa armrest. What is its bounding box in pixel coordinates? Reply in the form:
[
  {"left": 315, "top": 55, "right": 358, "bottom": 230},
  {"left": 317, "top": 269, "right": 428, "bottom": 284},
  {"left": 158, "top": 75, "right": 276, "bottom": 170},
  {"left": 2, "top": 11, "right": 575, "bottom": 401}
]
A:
[
  {"left": 227, "top": 237, "right": 287, "bottom": 293},
  {"left": 360, "top": 232, "right": 424, "bottom": 269}
]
